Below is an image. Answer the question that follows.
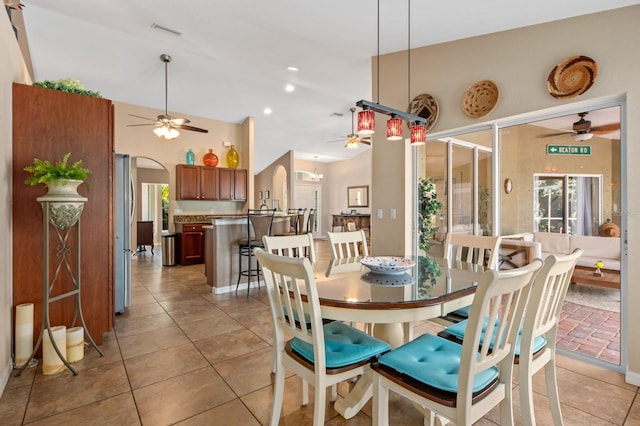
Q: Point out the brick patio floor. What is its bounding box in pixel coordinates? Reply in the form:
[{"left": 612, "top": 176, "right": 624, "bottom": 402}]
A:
[{"left": 557, "top": 301, "right": 621, "bottom": 364}]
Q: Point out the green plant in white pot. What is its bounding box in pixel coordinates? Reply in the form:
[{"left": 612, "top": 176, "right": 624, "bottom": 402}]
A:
[
  {"left": 24, "top": 153, "right": 92, "bottom": 229},
  {"left": 24, "top": 152, "right": 92, "bottom": 193}
]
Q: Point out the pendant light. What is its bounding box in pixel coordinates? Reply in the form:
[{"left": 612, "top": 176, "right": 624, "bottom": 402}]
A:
[
  {"left": 357, "top": 108, "right": 375, "bottom": 136},
  {"left": 356, "top": 0, "right": 427, "bottom": 142},
  {"left": 386, "top": 116, "right": 403, "bottom": 140},
  {"left": 408, "top": 0, "right": 426, "bottom": 145},
  {"left": 358, "top": 0, "right": 380, "bottom": 136}
]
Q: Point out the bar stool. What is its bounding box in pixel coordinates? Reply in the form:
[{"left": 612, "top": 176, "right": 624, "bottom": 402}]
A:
[{"left": 235, "top": 208, "right": 276, "bottom": 296}]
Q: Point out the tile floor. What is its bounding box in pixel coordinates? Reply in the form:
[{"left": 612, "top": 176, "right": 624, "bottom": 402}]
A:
[{"left": 1, "top": 241, "right": 639, "bottom": 425}]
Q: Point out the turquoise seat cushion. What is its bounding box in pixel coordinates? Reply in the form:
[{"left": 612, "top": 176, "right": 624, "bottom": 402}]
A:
[
  {"left": 378, "top": 334, "right": 498, "bottom": 393},
  {"left": 291, "top": 321, "right": 390, "bottom": 369},
  {"left": 451, "top": 305, "right": 471, "bottom": 318},
  {"left": 283, "top": 307, "right": 310, "bottom": 325},
  {"left": 445, "top": 319, "right": 547, "bottom": 356}
]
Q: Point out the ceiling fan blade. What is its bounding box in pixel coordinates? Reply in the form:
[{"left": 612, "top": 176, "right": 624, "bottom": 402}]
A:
[
  {"left": 128, "top": 113, "right": 157, "bottom": 122},
  {"left": 360, "top": 140, "right": 372, "bottom": 145},
  {"left": 126, "top": 123, "right": 157, "bottom": 127},
  {"left": 177, "top": 124, "right": 209, "bottom": 133},
  {"left": 326, "top": 138, "right": 347, "bottom": 143},
  {"left": 537, "top": 131, "right": 573, "bottom": 138},
  {"left": 591, "top": 123, "right": 620, "bottom": 133},
  {"left": 170, "top": 117, "right": 190, "bottom": 126}
]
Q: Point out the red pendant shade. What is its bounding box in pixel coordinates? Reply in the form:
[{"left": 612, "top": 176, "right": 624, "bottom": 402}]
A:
[
  {"left": 386, "top": 117, "right": 403, "bottom": 140},
  {"left": 357, "top": 109, "right": 375, "bottom": 136},
  {"left": 410, "top": 124, "right": 426, "bottom": 145}
]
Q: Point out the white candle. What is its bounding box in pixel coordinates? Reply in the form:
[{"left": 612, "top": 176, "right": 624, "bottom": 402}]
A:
[
  {"left": 43, "top": 325, "right": 66, "bottom": 375},
  {"left": 14, "top": 303, "right": 34, "bottom": 367},
  {"left": 66, "top": 326, "right": 85, "bottom": 363}
]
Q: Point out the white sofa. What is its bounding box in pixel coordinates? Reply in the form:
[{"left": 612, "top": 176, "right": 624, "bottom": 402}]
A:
[{"left": 506, "top": 232, "right": 620, "bottom": 272}]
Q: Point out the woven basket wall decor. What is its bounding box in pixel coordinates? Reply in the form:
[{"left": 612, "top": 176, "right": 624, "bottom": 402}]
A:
[
  {"left": 407, "top": 93, "right": 439, "bottom": 131},
  {"left": 547, "top": 55, "right": 598, "bottom": 99},
  {"left": 461, "top": 80, "right": 500, "bottom": 119}
]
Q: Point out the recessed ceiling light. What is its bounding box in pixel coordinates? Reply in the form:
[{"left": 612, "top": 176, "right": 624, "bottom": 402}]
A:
[
  {"left": 285, "top": 84, "right": 295, "bottom": 92},
  {"left": 263, "top": 107, "right": 272, "bottom": 115},
  {"left": 287, "top": 66, "right": 299, "bottom": 71}
]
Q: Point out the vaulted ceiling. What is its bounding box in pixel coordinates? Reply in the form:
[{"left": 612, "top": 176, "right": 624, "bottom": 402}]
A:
[{"left": 20, "top": 0, "right": 638, "bottom": 171}]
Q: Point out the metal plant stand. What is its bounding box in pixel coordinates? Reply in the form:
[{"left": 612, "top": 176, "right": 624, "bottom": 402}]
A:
[{"left": 15, "top": 197, "right": 103, "bottom": 376}]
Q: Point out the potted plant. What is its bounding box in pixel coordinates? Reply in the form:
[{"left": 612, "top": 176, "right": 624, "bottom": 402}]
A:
[
  {"left": 24, "top": 152, "right": 92, "bottom": 193},
  {"left": 33, "top": 78, "right": 102, "bottom": 98},
  {"left": 24, "top": 152, "right": 92, "bottom": 229}
]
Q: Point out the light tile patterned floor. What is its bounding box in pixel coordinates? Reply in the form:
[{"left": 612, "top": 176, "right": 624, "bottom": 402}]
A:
[{"left": 1, "top": 241, "right": 638, "bottom": 425}]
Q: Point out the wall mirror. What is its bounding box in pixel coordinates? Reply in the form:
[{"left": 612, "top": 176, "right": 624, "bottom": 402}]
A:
[{"left": 347, "top": 185, "right": 369, "bottom": 208}]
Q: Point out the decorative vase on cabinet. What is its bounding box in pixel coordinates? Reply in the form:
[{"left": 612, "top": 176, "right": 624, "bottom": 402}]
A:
[
  {"left": 226, "top": 145, "right": 239, "bottom": 169},
  {"left": 203, "top": 149, "right": 218, "bottom": 167},
  {"left": 186, "top": 149, "right": 195, "bottom": 165}
]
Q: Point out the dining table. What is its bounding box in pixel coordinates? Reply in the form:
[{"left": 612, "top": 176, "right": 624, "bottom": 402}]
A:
[{"left": 310, "top": 255, "right": 485, "bottom": 419}]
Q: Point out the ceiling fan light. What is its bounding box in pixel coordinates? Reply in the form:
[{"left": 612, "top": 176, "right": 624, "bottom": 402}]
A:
[
  {"left": 153, "top": 126, "right": 166, "bottom": 137},
  {"left": 166, "top": 128, "right": 180, "bottom": 139},
  {"left": 386, "top": 116, "right": 403, "bottom": 140},
  {"left": 357, "top": 109, "right": 375, "bottom": 136},
  {"left": 410, "top": 124, "right": 427, "bottom": 145},
  {"left": 572, "top": 132, "right": 593, "bottom": 141},
  {"left": 345, "top": 137, "right": 359, "bottom": 149}
]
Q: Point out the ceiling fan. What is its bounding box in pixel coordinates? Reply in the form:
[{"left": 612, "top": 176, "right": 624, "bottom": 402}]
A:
[
  {"left": 326, "top": 108, "right": 372, "bottom": 149},
  {"left": 538, "top": 111, "right": 619, "bottom": 141},
  {"left": 127, "top": 54, "right": 208, "bottom": 139}
]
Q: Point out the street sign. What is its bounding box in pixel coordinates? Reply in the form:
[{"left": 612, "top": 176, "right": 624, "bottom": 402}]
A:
[{"left": 546, "top": 145, "right": 591, "bottom": 155}]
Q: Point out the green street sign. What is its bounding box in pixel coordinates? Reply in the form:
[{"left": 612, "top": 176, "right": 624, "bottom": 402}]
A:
[{"left": 546, "top": 145, "right": 591, "bottom": 155}]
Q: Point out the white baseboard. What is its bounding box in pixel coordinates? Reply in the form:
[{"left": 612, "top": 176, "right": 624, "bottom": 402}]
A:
[
  {"left": 626, "top": 368, "right": 640, "bottom": 386},
  {"left": 213, "top": 281, "right": 261, "bottom": 295}
]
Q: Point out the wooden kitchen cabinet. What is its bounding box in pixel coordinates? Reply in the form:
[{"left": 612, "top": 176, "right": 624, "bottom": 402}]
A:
[
  {"left": 178, "top": 223, "right": 206, "bottom": 265},
  {"left": 176, "top": 165, "right": 219, "bottom": 200},
  {"left": 176, "top": 165, "right": 245, "bottom": 201},
  {"left": 218, "top": 168, "right": 247, "bottom": 201},
  {"left": 234, "top": 169, "right": 247, "bottom": 200}
]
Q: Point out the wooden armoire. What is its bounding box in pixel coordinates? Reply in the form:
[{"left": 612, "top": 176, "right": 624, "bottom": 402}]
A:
[{"left": 12, "top": 83, "right": 114, "bottom": 348}]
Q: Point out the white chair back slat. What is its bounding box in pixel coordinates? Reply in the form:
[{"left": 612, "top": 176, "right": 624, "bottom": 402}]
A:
[
  {"left": 263, "top": 233, "right": 316, "bottom": 265},
  {"left": 327, "top": 230, "right": 368, "bottom": 260},
  {"left": 444, "top": 233, "right": 502, "bottom": 270}
]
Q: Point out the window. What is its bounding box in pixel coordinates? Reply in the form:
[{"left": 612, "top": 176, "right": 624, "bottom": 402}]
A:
[{"left": 534, "top": 174, "right": 602, "bottom": 235}]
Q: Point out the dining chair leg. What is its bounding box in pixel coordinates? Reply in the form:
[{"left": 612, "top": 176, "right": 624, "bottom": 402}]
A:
[
  {"left": 545, "top": 359, "right": 564, "bottom": 425},
  {"left": 270, "top": 365, "right": 285, "bottom": 426},
  {"left": 302, "top": 378, "right": 309, "bottom": 406},
  {"left": 313, "top": 378, "right": 327, "bottom": 426},
  {"left": 519, "top": 357, "right": 537, "bottom": 426},
  {"left": 372, "top": 372, "right": 390, "bottom": 426}
]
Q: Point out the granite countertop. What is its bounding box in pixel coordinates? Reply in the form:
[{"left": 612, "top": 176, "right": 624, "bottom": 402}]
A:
[{"left": 174, "top": 214, "right": 245, "bottom": 224}]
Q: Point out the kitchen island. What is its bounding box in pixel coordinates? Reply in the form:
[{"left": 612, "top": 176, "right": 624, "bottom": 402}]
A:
[{"left": 203, "top": 215, "right": 290, "bottom": 293}]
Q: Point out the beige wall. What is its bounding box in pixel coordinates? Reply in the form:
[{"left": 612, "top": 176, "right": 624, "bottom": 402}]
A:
[
  {"left": 373, "top": 6, "right": 640, "bottom": 379},
  {"left": 0, "top": 10, "right": 32, "bottom": 394},
  {"left": 255, "top": 150, "right": 294, "bottom": 211},
  {"left": 114, "top": 102, "right": 253, "bottom": 231}
]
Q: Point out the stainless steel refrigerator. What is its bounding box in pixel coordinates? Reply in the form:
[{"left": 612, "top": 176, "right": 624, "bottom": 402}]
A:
[{"left": 114, "top": 153, "right": 132, "bottom": 314}]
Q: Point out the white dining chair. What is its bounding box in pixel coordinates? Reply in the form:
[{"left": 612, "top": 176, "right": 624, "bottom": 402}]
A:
[
  {"left": 442, "top": 233, "right": 503, "bottom": 321},
  {"left": 255, "top": 249, "right": 390, "bottom": 426},
  {"left": 372, "top": 260, "right": 542, "bottom": 426},
  {"left": 262, "top": 233, "right": 317, "bottom": 375},
  {"left": 518, "top": 248, "right": 582, "bottom": 425},
  {"left": 327, "top": 230, "right": 369, "bottom": 259},
  {"left": 438, "top": 249, "right": 581, "bottom": 425},
  {"left": 263, "top": 233, "right": 316, "bottom": 264},
  {"left": 444, "top": 233, "right": 503, "bottom": 270}
]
